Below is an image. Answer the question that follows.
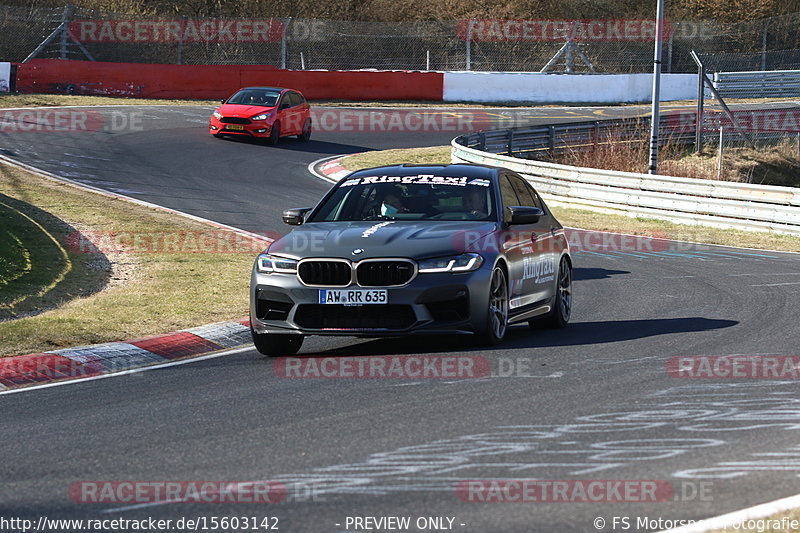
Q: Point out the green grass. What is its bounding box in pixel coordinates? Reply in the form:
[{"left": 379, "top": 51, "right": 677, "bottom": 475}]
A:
[
  {"left": 0, "top": 204, "right": 31, "bottom": 287},
  {"left": 341, "top": 146, "right": 800, "bottom": 253},
  {"left": 0, "top": 162, "right": 259, "bottom": 357},
  {"left": 0, "top": 196, "right": 75, "bottom": 319}
]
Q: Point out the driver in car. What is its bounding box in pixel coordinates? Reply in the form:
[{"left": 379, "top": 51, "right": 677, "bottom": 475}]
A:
[
  {"left": 363, "top": 185, "right": 409, "bottom": 218},
  {"left": 381, "top": 191, "right": 408, "bottom": 216},
  {"left": 464, "top": 187, "right": 488, "bottom": 218}
]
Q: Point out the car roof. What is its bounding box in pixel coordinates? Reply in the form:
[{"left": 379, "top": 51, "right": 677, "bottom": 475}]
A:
[
  {"left": 345, "top": 163, "right": 503, "bottom": 180},
  {"left": 237, "top": 87, "right": 289, "bottom": 93}
]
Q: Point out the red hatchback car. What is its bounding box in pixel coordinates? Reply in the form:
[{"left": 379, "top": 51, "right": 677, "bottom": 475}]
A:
[{"left": 209, "top": 87, "right": 312, "bottom": 144}]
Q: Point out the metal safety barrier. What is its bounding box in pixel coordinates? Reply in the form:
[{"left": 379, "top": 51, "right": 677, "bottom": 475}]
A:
[
  {"left": 457, "top": 118, "right": 698, "bottom": 159},
  {"left": 713, "top": 70, "right": 800, "bottom": 99},
  {"left": 452, "top": 121, "right": 800, "bottom": 236}
]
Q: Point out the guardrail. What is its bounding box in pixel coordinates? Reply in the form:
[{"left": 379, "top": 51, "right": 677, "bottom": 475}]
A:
[
  {"left": 452, "top": 121, "right": 800, "bottom": 235},
  {"left": 455, "top": 115, "right": 790, "bottom": 160},
  {"left": 458, "top": 118, "right": 694, "bottom": 159},
  {"left": 713, "top": 70, "right": 800, "bottom": 99}
]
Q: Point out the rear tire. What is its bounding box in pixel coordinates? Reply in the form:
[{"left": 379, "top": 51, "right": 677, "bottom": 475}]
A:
[
  {"left": 298, "top": 119, "right": 312, "bottom": 142},
  {"left": 531, "top": 257, "right": 572, "bottom": 329},
  {"left": 251, "top": 327, "right": 303, "bottom": 356},
  {"left": 477, "top": 265, "right": 509, "bottom": 346},
  {"left": 267, "top": 122, "right": 281, "bottom": 145}
]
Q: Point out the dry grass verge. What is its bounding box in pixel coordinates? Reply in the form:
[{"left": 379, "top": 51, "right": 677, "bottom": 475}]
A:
[
  {"left": 0, "top": 161, "right": 259, "bottom": 357},
  {"left": 545, "top": 121, "right": 800, "bottom": 187}
]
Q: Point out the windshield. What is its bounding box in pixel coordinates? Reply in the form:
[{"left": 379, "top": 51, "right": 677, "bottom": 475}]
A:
[
  {"left": 226, "top": 89, "right": 281, "bottom": 107},
  {"left": 309, "top": 175, "right": 496, "bottom": 222}
]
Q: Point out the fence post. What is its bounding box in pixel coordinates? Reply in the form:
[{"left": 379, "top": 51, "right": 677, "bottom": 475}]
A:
[
  {"left": 647, "top": 0, "right": 665, "bottom": 175},
  {"left": 465, "top": 19, "right": 475, "bottom": 71},
  {"left": 548, "top": 126, "right": 556, "bottom": 156},
  {"left": 565, "top": 42, "right": 574, "bottom": 73},
  {"left": 281, "top": 17, "right": 292, "bottom": 69},
  {"left": 717, "top": 125, "right": 724, "bottom": 179},
  {"left": 667, "top": 27, "right": 674, "bottom": 73},
  {"left": 507, "top": 129, "right": 515, "bottom": 156},
  {"left": 761, "top": 19, "right": 769, "bottom": 71},
  {"left": 695, "top": 62, "right": 705, "bottom": 153},
  {"left": 176, "top": 15, "right": 187, "bottom": 65},
  {"left": 593, "top": 121, "right": 600, "bottom": 155},
  {"left": 59, "top": 5, "right": 74, "bottom": 59}
]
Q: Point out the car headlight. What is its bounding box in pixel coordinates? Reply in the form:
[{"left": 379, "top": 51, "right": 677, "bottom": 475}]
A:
[
  {"left": 212, "top": 111, "right": 223, "bottom": 120},
  {"left": 251, "top": 113, "right": 272, "bottom": 121},
  {"left": 418, "top": 253, "right": 483, "bottom": 273},
  {"left": 256, "top": 253, "right": 298, "bottom": 273}
]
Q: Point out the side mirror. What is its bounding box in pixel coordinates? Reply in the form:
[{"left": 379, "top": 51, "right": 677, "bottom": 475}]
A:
[
  {"left": 282, "top": 207, "right": 312, "bottom": 226},
  {"left": 220, "top": 99, "right": 226, "bottom": 104},
  {"left": 507, "top": 206, "right": 543, "bottom": 225},
  {"left": 280, "top": 103, "right": 291, "bottom": 110}
]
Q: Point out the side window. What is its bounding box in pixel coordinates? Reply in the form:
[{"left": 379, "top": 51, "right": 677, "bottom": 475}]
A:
[
  {"left": 509, "top": 175, "right": 546, "bottom": 211},
  {"left": 279, "top": 94, "right": 291, "bottom": 109},
  {"left": 499, "top": 176, "right": 520, "bottom": 224},
  {"left": 531, "top": 191, "right": 545, "bottom": 211},
  {"left": 508, "top": 175, "right": 537, "bottom": 208},
  {"left": 293, "top": 92, "right": 305, "bottom": 106}
]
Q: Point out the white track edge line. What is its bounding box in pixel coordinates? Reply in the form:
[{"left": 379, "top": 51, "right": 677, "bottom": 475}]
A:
[{"left": 659, "top": 492, "right": 800, "bottom": 533}]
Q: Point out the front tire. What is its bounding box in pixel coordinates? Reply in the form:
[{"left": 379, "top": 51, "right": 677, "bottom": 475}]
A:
[
  {"left": 298, "top": 119, "right": 312, "bottom": 142},
  {"left": 251, "top": 327, "right": 303, "bottom": 356},
  {"left": 478, "top": 265, "right": 509, "bottom": 345},
  {"left": 531, "top": 257, "right": 572, "bottom": 329},
  {"left": 267, "top": 122, "right": 281, "bottom": 145}
]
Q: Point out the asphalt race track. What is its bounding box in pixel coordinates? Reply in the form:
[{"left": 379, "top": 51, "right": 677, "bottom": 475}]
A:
[{"left": 2, "top": 105, "right": 800, "bottom": 533}]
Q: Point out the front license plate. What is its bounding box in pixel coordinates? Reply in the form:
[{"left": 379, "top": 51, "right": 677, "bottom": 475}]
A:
[
  {"left": 319, "top": 289, "right": 387, "bottom": 305},
  {"left": 226, "top": 124, "right": 245, "bottom": 130}
]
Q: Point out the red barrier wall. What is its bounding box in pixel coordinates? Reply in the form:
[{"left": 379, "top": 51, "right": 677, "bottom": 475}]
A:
[{"left": 15, "top": 60, "right": 444, "bottom": 101}]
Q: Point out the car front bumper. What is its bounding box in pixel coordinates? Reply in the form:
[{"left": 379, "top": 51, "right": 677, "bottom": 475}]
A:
[
  {"left": 249, "top": 262, "right": 494, "bottom": 337},
  {"left": 209, "top": 118, "right": 272, "bottom": 137}
]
